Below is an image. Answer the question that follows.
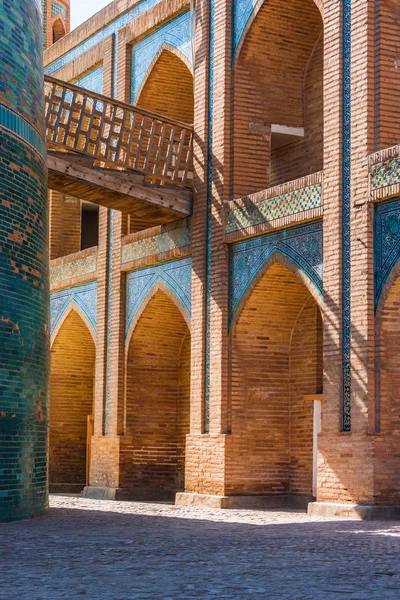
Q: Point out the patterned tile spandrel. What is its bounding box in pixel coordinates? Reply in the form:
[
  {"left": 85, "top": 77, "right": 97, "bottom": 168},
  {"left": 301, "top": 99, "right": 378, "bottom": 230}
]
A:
[
  {"left": 50, "top": 253, "right": 97, "bottom": 287},
  {"left": 371, "top": 155, "right": 400, "bottom": 191},
  {"left": 122, "top": 225, "right": 191, "bottom": 264},
  {"left": 225, "top": 179, "right": 323, "bottom": 235}
]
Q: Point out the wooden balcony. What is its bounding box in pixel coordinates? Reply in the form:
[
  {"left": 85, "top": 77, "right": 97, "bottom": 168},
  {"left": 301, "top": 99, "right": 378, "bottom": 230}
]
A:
[{"left": 44, "top": 76, "right": 193, "bottom": 229}]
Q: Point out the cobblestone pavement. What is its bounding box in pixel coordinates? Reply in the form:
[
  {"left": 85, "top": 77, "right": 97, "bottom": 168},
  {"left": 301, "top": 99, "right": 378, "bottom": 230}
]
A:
[{"left": 2, "top": 495, "right": 400, "bottom": 599}]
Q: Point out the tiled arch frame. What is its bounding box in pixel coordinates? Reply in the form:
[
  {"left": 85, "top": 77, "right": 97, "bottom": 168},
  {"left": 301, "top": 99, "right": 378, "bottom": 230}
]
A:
[
  {"left": 134, "top": 42, "right": 193, "bottom": 104},
  {"left": 232, "top": 0, "right": 325, "bottom": 62},
  {"left": 47, "top": 36, "right": 114, "bottom": 97},
  {"left": 116, "top": 5, "right": 192, "bottom": 104},
  {"left": 51, "top": 302, "right": 97, "bottom": 348},
  {"left": 374, "top": 247, "right": 400, "bottom": 433},
  {"left": 125, "top": 279, "right": 191, "bottom": 353},
  {"left": 229, "top": 250, "right": 324, "bottom": 333}
]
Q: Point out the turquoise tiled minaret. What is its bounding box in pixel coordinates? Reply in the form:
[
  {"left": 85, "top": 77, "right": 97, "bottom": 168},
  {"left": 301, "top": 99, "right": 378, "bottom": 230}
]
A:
[{"left": 0, "top": 0, "right": 49, "bottom": 521}]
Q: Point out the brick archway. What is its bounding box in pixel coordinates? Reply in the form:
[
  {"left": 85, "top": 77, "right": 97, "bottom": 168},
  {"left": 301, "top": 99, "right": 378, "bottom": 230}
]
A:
[
  {"left": 136, "top": 48, "right": 194, "bottom": 123},
  {"left": 49, "top": 309, "right": 96, "bottom": 493},
  {"left": 233, "top": 0, "right": 324, "bottom": 197},
  {"left": 375, "top": 271, "right": 400, "bottom": 503},
  {"left": 228, "top": 261, "right": 323, "bottom": 505},
  {"left": 122, "top": 289, "right": 191, "bottom": 501}
]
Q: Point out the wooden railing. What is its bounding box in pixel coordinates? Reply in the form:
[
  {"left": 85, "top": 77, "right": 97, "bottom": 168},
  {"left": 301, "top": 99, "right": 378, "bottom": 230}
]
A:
[{"left": 44, "top": 75, "right": 193, "bottom": 187}]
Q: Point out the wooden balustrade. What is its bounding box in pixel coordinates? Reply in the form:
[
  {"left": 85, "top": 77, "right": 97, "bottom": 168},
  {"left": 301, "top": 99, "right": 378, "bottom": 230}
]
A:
[{"left": 44, "top": 75, "right": 193, "bottom": 188}]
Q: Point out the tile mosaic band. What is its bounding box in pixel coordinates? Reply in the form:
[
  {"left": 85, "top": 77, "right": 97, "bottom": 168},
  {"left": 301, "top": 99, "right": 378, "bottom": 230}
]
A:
[
  {"left": 342, "top": 0, "right": 352, "bottom": 431},
  {"left": 0, "top": 104, "right": 46, "bottom": 159}
]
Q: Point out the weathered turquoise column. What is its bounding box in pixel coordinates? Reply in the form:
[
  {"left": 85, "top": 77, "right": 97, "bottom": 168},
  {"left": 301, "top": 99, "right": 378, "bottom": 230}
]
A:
[{"left": 0, "top": 0, "right": 49, "bottom": 521}]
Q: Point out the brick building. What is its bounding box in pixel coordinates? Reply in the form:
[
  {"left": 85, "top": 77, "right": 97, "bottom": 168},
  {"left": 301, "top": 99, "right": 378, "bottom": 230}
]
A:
[{"left": 41, "top": 0, "right": 400, "bottom": 519}]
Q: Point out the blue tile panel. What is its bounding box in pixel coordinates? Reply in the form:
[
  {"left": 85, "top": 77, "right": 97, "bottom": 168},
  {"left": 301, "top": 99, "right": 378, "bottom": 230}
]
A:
[
  {"left": 374, "top": 198, "right": 400, "bottom": 307},
  {"left": 104, "top": 211, "right": 114, "bottom": 435},
  {"left": 341, "top": 0, "right": 351, "bottom": 431},
  {"left": 125, "top": 258, "right": 192, "bottom": 339},
  {"left": 44, "top": 0, "right": 162, "bottom": 75},
  {"left": 51, "top": 1, "right": 66, "bottom": 20},
  {"left": 203, "top": 0, "right": 215, "bottom": 432},
  {"left": 73, "top": 66, "right": 104, "bottom": 95},
  {"left": 130, "top": 11, "right": 192, "bottom": 102},
  {"left": 121, "top": 225, "right": 191, "bottom": 264},
  {"left": 0, "top": 0, "right": 45, "bottom": 131},
  {"left": 50, "top": 281, "right": 97, "bottom": 340},
  {"left": 225, "top": 182, "right": 323, "bottom": 234},
  {"left": 50, "top": 254, "right": 97, "bottom": 287},
  {"left": 0, "top": 0, "right": 48, "bottom": 523},
  {"left": 370, "top": 157, "right": 400, "bottom": 190},
  {"left": 42, "top": 0, "right": 47, "bottom": 47},
  {"left": 229, "top": 221, "right": 323, "bottom": 324},
  {"left": 232, "top": 0, "right": 258, "bottom": 56}
]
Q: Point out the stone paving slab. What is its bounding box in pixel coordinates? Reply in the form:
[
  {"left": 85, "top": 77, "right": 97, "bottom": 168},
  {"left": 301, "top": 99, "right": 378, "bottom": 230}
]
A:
[{"left": 1, "top": 495, "right": 400, "bottom": 599}]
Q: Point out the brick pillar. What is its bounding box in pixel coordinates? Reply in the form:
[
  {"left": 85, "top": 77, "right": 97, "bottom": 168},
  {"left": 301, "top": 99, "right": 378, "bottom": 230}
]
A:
[
  {"left": 86, "top": 33, "right": 128, "bottom": 496},
  {"left": 178, "top": 0, "right": 232, "bottom": 506},
  {"left": 309, "top": 0, "right": 377, "bottom": 518}
]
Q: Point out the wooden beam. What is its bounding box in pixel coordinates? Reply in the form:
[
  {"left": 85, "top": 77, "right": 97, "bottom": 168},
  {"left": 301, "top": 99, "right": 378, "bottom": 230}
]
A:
[{"left": 47, "top": 153, "right": 193, "bottom": 225}]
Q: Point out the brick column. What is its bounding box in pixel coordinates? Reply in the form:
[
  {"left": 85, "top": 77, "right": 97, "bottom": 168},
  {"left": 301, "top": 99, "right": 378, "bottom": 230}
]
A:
[
  {"left": 178, "top": 0, "right": 233, "bottom": 506},
  {"left": 310, "top": 0, "right": 376, "bottom": 518}
]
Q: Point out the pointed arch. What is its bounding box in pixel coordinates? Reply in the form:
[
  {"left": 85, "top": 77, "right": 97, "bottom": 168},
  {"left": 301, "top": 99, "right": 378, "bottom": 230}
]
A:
[
  {"left": 234, "top": 0, "right": 324, "bottom": 64},
  {"left": 231, "top": 250, "right": 324, "bottom": 333},
  {"left": 51, "top": 301, "right": 96, "bottom": 348},
  {"left": 52, "top": 16, "right": 66, "bottom": 44},
  {"left": 228, "top": 256, "right": 323, "bottom": 502},
  {"left": 135, "top": 46, "right": 194, "bottom": 124},
  {"left": 50, "top": 307, "right": 96, "bottom": 492},
  {"left": 123, "top": 286, "right": 191, "bottom": 499},
  {"left": 136, "top": 43, "right": 193, "bottom": 103},
  {"left": 125, "top": 279, "right": 191, "bottom": 354}
]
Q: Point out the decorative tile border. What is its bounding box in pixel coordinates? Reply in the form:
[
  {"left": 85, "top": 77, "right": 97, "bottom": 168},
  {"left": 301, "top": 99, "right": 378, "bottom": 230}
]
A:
[
  {"left": 125, "top": 257, "right": 191, "bottom": 339},
  {"left": 369, "top": 145, "right": 400, "bottom": 202},
  {"left": 374, "top": 197, "right": 400, "bottom": 307},
  {"left": 229, "top": 221, "right": 323, "bottom": 324},
  {"left": 50, "top": 281, "right": 97, "bottom": 341},
  {"left": 121, "top": 222, "right": 190, "bottom": 267},
  {"left": 225, "top": 173, "right": 323, "bottom": 241},
  {"left": 50, "top": 248, "right": 97, "bottom": 289},
  {"left": 0, "top": 103, "right": 46, "bottom": 159},
  {"left": 341, "top": 0, "right": 352, "bottom": 431},
  {"left": 45, "top": 0, "right": 162, "bottom": 75},
  {"left": 130, "top": 11, "right": 192, "bottom": 103}
]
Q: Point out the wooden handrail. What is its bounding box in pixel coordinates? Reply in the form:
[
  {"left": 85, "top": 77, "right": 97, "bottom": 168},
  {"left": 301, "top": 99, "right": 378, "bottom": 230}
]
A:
[{"left": 44, "top": 75, "right": 193, "bottom": 188}]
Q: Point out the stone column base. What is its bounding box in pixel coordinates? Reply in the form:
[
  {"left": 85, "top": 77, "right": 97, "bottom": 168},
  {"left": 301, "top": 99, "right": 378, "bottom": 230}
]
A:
[
  {"left": 175, "top": 492, "right": 288, "bottom": 509},
  {"left": 308, "top": 501, "right": 400, "bottom": 520},
  {"left": 83, "top": 486, "right": 126, "bottom": 501},
  {"left": 50, "top": 483, "right": 85, "bottom": 495}
]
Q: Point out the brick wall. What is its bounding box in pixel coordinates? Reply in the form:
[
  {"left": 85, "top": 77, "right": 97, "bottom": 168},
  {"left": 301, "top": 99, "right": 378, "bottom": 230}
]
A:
[
  {"left": 374, "top": 0, "right": 400, "bottom": 150},
  {"left": 49, "top": 191, "right": 81, "bottom": 260},
  {"left": 226, "top": 262, "right": 322, "bottom": 500},
  {"left": 233, "top": 0, "right": 323, "bottom": 198},
  {"left": 50, "top": 310, "right": 95, "bottom": 487},
  {"left": 121, "top": 290, "right": 190, "bottom": 499}
]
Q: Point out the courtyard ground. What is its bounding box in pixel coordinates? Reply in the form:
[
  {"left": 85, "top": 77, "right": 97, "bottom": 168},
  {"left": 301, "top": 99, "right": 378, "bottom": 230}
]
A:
[{"left": 1, "top": 495, "right": 400, "bottom": 599}]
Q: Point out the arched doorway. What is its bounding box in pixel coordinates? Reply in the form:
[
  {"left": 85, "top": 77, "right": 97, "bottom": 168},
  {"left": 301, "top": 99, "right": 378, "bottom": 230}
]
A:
[
  {"left": 123, "top": 289, "right": 191, "bottom": 500},
  {"left": 49, "top": 309, "right": 96, "bottom": 493},
  {"left": 233, "top": 0, "right": 323, "bottom": 196},
  {"left": 375, "top": 271, "right": 400, "bottom": 503},
  {"left": 52, "top": 18, "right": 66, "bottom": 44},
  {"left": 228, "top": 260, "right": 323, "bottom": 506}
]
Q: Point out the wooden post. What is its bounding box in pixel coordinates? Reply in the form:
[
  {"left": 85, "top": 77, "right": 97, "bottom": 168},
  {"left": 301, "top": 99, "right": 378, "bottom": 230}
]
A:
[{"left": 86, "top": 415, "right": 94, "bottom": 486}]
